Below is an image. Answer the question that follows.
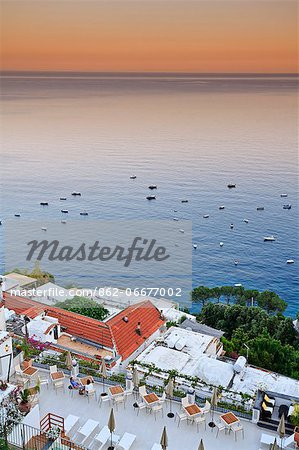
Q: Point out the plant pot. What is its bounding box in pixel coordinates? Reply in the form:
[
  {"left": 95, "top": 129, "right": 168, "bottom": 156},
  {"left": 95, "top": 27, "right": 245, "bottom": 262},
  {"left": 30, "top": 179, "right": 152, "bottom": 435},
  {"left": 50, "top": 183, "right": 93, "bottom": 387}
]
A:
[
  {"left": 19, "top": 402, "right": 31, "bottom": 414},
  {"left": 22, "top": 359, "right": 33, "bottom": 370}
]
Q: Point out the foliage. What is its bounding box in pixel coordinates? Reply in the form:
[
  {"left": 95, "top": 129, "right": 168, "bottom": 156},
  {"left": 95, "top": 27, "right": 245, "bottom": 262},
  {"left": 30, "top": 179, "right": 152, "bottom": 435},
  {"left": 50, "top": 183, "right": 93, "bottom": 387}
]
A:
[
  {"left": 6, "top": 262, "right": 55, "bottom": 285},
  {"left": 192, "top": 285, "right": 287, "bottom": 313},
  {"left": 45, "top": 426, "right": 61, "bottom": 440},
  {"left": 165, "top": 321, "right": 177, "bottom": 329},
  {"left": 55, "top": 296, "right": 109, "bottom": 321},
  {"left": 198, "top": 303, "right": 299, "bottom": 378},
  {"left": 290, "top": 406, "right": 299, "bottom": 427}
]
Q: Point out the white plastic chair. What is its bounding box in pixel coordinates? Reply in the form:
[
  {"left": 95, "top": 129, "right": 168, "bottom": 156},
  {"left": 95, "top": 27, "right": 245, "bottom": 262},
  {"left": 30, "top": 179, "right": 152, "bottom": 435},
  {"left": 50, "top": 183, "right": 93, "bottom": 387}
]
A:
[
  {"left": 193, "top": 414, "right": 206, "bottom": 432},
  {"left": 158, "top": 391, "right": 166, "bottom": 404},
  {"left": 181, "top": 396, "right": 190, "bottom": 409},
  {"left": 38, "top": 375, "right": 49, "bottom": 390},
  {"left": 215, "top": 420, "right": 226, "bottom": 438},
  {"left": 175, "top": 411, "right": 188, "bottom": 427},
  {"left": 231, "top": 422, "right": 244, "bottom": 441},
  {"left": 151, "top": 403, "right": 163, "bottom": 421},
  {"left": 138, "top": 385, "right": 147, "bottom": 397},
  {"left": 202, "top": 400, "right": 211, "bottom": 414},
  {"left": 136, "top": 401, "right": 147, "bottom": 415},
  {"left": 50, "top": 365, "right": 58, "bottom": 374}
]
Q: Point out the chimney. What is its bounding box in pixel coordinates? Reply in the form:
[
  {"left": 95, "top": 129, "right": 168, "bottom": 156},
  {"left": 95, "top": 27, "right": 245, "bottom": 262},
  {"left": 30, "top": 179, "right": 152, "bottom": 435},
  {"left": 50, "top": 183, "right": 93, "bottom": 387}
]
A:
[{"left": 136, "top": 321, "right": 141, "bottom": 336}]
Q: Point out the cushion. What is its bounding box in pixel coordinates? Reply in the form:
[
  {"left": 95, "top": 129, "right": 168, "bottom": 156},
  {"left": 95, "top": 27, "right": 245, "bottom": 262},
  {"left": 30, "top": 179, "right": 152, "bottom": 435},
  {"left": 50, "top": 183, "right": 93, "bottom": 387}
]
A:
[{"left": 264, "top": 394, "right": 274, "bottom": 404}]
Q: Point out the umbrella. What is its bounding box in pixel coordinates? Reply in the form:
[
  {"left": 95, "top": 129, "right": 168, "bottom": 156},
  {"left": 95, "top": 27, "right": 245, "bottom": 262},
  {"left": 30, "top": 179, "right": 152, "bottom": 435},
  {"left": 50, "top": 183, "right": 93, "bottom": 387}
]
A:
[
  {"left": 208, "top": 387, "right": 218, "bottom": 428},
  {"left": 99, "top": 359, "right": 108, "bottom": 396},
  {"left": 277, "top": 415, "right": 285, "bottom": 449},
  {"left": 108, "top": 408, "right": 115, "bottom": 450},
  {"left": 198, "top": 439, "right": 205, "bottom": 450},
  {"left": 160, "top": 426, "right": 168, "bottom": 450},
  {"left": 165, "top": 378, "right": 174, "bottom": 418},
  {"left": 132, "top": 367, "right": 139, "bottom": 389},
  {"left": 65, "top": 351, "right": 72, "bottom": 371}
]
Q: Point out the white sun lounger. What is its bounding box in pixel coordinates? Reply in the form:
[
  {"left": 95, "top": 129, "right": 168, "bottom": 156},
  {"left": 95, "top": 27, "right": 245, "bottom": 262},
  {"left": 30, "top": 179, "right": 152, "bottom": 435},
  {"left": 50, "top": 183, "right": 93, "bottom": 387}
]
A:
[
  {"left": 64, "top": 414, "right": 79, "bottom": 436},
  {"left": 116, "top": 432, "right": 136, "bottom": 450},
  {"left": 74, "top": 419, "right": 99, "bottom": 444},
  {"left": 151, "top": 444, "right": 162, "bottom": 450},
  {"left": 92, "top": 425, "right": 120, "bottom": 450}
]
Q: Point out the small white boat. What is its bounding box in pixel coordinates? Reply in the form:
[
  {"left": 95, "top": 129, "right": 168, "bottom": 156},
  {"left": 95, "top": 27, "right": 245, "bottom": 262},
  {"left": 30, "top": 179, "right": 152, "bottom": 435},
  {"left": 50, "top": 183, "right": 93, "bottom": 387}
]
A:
[
  {"left": 80, "top": 211, "right": 88, "bottom": 216},
  {"left": 193, "top": 244, "right": 198, "bottom": 249},
  {"left": 230, "top": 224, "right": 234, "bottom": 229},
  {"left": 174, "top": 209, "right": 178, "bottom": 213},
  {"left": 61, "top": 209, "right": 69, "bottom": 213},
  {"left": 283, "top": 204, "right": 291, "bottom": 210},
  {"left": 41, "top": 227, "right": 47, "bottom": 231},
  {"left": 257, "top": 207, "right": 264, "bottom": 211},
  {"left": 148, "top": 185, "right": 157, "bottom": 190},
  {"left": 179, "top": 229, "right": 185, "bottom": 233},
  {"left": 286, "top": 259, "right": 294, "bottom": 264},
  {"left": 264, "top": 236, "right": 276, "bottom": 242},
  {"left": 173, "top": 217, "right": 179, "bottom": 221},
  {"left": 243, "top": 219, "right": 249, "bottom": 223},
  {"left": 146, "top": 195, "right": 156, "bottom": 200},
  {"left": 60, "top": 197, "right": 67, "bottom": 201},
  {"left": 130, "top": 175, "right": 137, "bottom": 179},
  {"left": 234, "top": 260, "right": 239, "bottom": 266},
  {"left": 220, "top": 242, "right": 224, "bottom": 247},
  {"left": 61, "top": 220, "right": 67, "bottom": 224},
  {"left": 203, "top": 214, "right": 209, "bottom": 219},
  {"left": 14, "top": 213, "right": 21, "bottom": 217},
  {"left": 181, "top": 200, "right": 188, "bottom": 203},
  {"left": 227, "top": 183, "right": 236, "bottom": 189},
  {"left": 235, "top": 283, "right": 242, "bottom": 287},
  {"left": 219, "top": 206, "right": 225, "bottom": 210},
  {"left": 280, "top": 193, "right": 288, "bottom": 197},
  {"left": 40, "top": 202, "right": 49, "bottom": 206},
  {"left": 71, "top": 192, "right": 81, "bottom": 196}
]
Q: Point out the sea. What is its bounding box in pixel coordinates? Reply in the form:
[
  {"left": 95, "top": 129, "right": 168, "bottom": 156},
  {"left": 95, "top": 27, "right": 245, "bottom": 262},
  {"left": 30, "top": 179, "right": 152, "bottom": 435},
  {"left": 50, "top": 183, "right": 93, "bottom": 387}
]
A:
[{"left": 0, "top": 73, "right": 298, "bottom": 316}]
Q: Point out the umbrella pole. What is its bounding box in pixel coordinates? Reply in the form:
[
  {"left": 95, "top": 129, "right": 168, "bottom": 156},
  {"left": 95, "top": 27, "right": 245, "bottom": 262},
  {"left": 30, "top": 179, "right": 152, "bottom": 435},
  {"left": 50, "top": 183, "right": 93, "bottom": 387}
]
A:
[
  {"left": 208, "top": 406, "right": 216, "bottom": 428},
  {"left": 167, "top": 396, "right": 174, "bottom": 418},
  {"left": 101, "top": 376, "right": 107, "bottom": 397},
  {"left": 108, "top": 432, "right": 114, "bottom": 450}
]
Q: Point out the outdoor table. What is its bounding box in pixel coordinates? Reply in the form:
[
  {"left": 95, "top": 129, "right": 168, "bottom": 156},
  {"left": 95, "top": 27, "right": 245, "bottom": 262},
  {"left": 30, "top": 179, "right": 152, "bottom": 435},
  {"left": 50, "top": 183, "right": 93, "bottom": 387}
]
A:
[
  {"left": 143, "top": 393, "right": 159, "bottom": 406},
  {"left": 23, "top": 366, "right": 39, "bottom": 377},
  {"left": 50, "top": 371, "right": 65, "bottom": 382},
  {"left": 184, "top": 404, "right": 202, "bottom": 417},
  {"left": 109, "top": 385, "right": 124, "bottom": 397},
  {"left": 79, "top": 376, "right": 94, "bottom": 386},
  {"left": 220, "top": 412, "right": 239, "bottom": 428},
  {"left": 77, "top": 419, "right": 99, "bottom": 441}
]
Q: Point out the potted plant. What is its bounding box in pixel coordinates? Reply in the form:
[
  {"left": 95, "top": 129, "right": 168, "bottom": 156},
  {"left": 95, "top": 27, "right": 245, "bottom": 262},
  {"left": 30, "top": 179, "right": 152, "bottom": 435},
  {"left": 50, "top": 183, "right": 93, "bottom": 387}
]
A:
[
  {"left": 18, "top": 389, "right": 31, "bottom": 413},
  {"left": 290, "top": 405, "right": 299, "bottom": 428},
  {"left": 45, "top": 426, "right": 61, "bottom": 442},
  {"left": 20, "top": 339, "right": 33, "bottom": 370},
  {"left": 0, "top": 380, "right": 8, "bottom": 391}
]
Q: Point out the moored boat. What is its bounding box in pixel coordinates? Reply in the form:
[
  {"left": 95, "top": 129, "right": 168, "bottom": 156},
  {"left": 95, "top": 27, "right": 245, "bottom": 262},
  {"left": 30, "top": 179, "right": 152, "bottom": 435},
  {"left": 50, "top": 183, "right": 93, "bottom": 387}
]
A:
[
  {"left": 148, "top": 185, "right": 157, "bottom": 190},
  {"left": 40, "top": 202, "right": 48, "bottom": 206},
  {"left": 283, "top": 204, "right": 291, "bottom": 209},
  {"left": 80, "top": 211, "right": 88, "bottom": 216},
  {"left": 60, "top": 197, "right": 67, "bottom": 201},
  {"left": 286, "top": 259, "right": 294, "bottom": 264},
  {"left": 257, "top": 207, "right": 264, "bottom": 211},
  {"left": 280, "top": 193, "right": 288, "bottom": 197},
  {"left": 61, "top": 209, "right": 69, "bottom": 213},
  {"left": 264, "top": 235, "right": 276, "bottom": 241},
  {"left": 219, "top": 206, "right": 225, "bottom": 210},
  {"left": 146, "top": 195, "right": 156, "bottom": 200},
  {"left": 227, "top": 183, "right": 236, "bottom": 188},
  {"left": 71, "top": 192, "right": 81, "bottom": 196},
  {"left": 130, "top": 175, "right": 137, "bottom": 179}
]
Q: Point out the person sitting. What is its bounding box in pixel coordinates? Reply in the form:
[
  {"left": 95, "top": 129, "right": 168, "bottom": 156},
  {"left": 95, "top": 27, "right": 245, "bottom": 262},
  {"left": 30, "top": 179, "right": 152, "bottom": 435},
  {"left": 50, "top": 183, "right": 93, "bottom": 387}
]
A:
[
  {"left": 69, "top": 377, "right": 80, "bottom": 389},
  {"left": 85, "top": 379, "right": 94, "bottom": 393}
]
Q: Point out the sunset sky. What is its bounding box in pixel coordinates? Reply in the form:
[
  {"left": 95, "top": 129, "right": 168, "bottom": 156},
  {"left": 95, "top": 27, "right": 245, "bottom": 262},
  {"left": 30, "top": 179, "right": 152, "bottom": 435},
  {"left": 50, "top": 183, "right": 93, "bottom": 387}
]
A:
[{"left": 1, "top": 0, "right": 298, "bottom": 73}]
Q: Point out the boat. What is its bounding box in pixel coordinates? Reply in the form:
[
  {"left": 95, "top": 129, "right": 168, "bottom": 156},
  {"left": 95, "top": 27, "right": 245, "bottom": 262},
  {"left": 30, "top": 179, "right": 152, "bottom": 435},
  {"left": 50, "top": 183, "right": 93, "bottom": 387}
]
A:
[
  {"left": 181, "top": 200, "right": 188, "bottom": 203},
  {"left": 130, "top": 175, "right": 137, "bottom": 179},
  {"left": 220, "top": 242, "right": 224, "bottom": 247},
  {"left": 0, "top": 221, "right": 2, "bottom": 225},
  {"left": 286, "top": 259, "right": 294, "bottom": 264},
  {"left": 283, "top": 204, "right": 291, "bottom": 209},
  {"left": 179, "top": 229, "right": 185, "bottom": 233},
  {"left": 14, "top": 214, "right": 21, "bottom": 217},
  {"left": 173, "top": 217, "right": 179, "bottom": 221},
  {"left": 40, "top": 202, "right": 48, "bottom": 206},
  {"left": 234, "top": 260, "right": 239, "bottom": 266},
  {"left": 174, "top": 210, "right": 178, "bottom": 212},
  {"left": 235, "top": 283, "right": 242, "bottom": 287},
  {"left": 227, "top": 184, "right": 236, "bottom": 188},
  {"left": 257, "top": 207, "right": 264, "bottom": 211},
  {"left": 61, "top": 209, "right": 69, "bottom": 213},
  {"left": 219, "top": 206, "right": 225, "bottom": 210},
  {"left": 41, "top": 227, "right": 47, "bottom": 231},
  {"left": 243, "top": 219, "right": 249, "bottom": 223},
  {"left": 71, "top": 192, "right": 81, "bottom": 196},
  {"left": 203, "top": 215, "right": 209, "bottom": 219},
  {"left": 80, "top": 212, "right": 88, "bottom": 216},
  {"left": 280, "top": 193, "right": 288, "bottom": 197},
  {"left": 148, "top": 185, "right": 157, "bottom": 190},
  {"left": 230, "top": 224, "right": 234, "bottom": 229},
  {"left": 61, "top": 220, "right": 67, "bottom": 224},
  {"left": 264, "top": 236, "right": 276, "bottom": 241},
  {"left": 193, "top": 244, "right": 197, "bottom": 249},
  {"left": 146, "top": 195, "right": 156, "bottom": 200},
  {"left": 60, "top": 197, "right": 67, "bottom": 201}
]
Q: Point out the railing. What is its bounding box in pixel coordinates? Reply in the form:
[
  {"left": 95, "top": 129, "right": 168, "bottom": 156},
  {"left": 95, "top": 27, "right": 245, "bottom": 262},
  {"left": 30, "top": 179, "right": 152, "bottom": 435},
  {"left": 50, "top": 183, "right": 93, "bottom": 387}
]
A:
[
  {"left": 40, "top": 412, "right": 64, "bottom": 433},
  {"left": 2, "top": 420, "right": 87, "bottom": 450}
]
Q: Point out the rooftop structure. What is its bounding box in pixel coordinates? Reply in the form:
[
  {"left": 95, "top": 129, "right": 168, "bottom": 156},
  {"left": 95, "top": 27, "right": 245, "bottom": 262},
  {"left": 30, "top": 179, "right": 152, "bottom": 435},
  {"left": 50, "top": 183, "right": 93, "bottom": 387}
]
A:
[
  {"left": 3, "top": 272, "right": 37, "bottom": 288},
  {"left": 180, "top": 318, "right": 224, "bottom": 339}
]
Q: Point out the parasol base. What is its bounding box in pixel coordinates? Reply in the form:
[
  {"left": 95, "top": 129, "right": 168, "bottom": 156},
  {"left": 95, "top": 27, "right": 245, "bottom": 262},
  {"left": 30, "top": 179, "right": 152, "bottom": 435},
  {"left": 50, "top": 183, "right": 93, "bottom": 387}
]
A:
[
  {"left": 107, "top": 447, "right": 114, "bottom": 450},
  {"left": 133, "top": 402, "right": 139, "bottom": 408},
  {"left": 208, "top": 421, "right": 216, "bottom": 428},
  {"left": 167, "top": 412, "right": 174, "bottom": 418},
  {"left": 101, "top": 392, "right": 108, "bottom": 397}
]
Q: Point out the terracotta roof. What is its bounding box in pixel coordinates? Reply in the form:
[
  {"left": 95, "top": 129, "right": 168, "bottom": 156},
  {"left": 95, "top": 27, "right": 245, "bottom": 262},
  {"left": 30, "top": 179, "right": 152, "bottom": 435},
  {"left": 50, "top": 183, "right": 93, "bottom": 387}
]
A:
[
  {"left": 2, "top": 294, "right": 165, "bottom": 360},
  {"left": 107, "top": 300, "right": 165, "bottom": 360}
]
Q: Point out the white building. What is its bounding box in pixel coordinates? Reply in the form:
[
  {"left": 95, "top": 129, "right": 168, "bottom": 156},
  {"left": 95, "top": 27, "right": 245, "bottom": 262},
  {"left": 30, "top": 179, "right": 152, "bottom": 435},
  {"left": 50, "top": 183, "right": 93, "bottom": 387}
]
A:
[
  {"left": 25, "top": 314, "right": 61, "bottom": 344},
  {"left": 0, "top": 330, "right": 13, "bottom": 382}
]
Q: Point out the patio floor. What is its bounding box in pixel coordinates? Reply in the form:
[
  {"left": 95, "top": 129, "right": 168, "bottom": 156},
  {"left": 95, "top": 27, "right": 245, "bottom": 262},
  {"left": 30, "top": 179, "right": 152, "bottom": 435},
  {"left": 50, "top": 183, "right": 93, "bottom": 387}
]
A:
[{"left": 33, "top": 372, "right": 277, "bottom": 450}]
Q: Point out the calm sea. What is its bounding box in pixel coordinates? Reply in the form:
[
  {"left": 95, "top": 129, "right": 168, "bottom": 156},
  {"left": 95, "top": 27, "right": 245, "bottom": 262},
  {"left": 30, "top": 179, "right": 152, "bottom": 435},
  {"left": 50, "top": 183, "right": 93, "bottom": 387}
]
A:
[{"left": 0, "top": 74, "right": 298, "bottom": 316}]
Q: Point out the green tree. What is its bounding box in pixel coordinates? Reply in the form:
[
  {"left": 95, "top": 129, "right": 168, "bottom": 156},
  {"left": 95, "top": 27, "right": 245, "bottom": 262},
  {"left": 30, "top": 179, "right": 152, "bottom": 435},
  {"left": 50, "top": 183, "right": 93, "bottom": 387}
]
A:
[{"left": 56, "top": 296, "right": 109, "bottom": 321}]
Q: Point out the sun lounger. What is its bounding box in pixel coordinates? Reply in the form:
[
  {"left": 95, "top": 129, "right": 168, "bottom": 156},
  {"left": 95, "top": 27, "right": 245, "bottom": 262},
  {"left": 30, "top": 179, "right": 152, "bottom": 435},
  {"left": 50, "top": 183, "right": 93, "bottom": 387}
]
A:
[
  {"left": 116, "top": 432, "right": 136, "bottom": 450},
  {"left": 64, "top": 414, "right": 79, "bottom": 435},
  {"left": 92, "top": 425, "right": 120, "bottom": 450},
  {"left": 151, "top": 444, "right": 162, "bottom": 450}
]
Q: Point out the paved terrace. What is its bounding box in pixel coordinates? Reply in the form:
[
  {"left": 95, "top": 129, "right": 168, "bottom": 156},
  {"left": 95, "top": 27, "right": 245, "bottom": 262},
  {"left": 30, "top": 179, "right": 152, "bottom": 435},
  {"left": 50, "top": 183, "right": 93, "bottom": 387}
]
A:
[{"left": 34, "top": 372, "right": 276, "bottom": 450}]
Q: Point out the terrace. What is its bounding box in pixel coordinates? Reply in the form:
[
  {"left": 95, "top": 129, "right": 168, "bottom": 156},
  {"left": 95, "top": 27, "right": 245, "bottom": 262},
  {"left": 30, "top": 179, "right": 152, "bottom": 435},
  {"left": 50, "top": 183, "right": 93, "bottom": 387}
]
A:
[{"left": 4, "top": 369, "right": 288, "bottom": 450}]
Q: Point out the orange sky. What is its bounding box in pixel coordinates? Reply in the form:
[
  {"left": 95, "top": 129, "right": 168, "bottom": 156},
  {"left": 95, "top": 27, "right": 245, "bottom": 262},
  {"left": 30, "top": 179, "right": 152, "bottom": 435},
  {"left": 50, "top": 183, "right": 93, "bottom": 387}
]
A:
[{"left": 1, "top": 0, "right": 298, "bottom": 73}]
